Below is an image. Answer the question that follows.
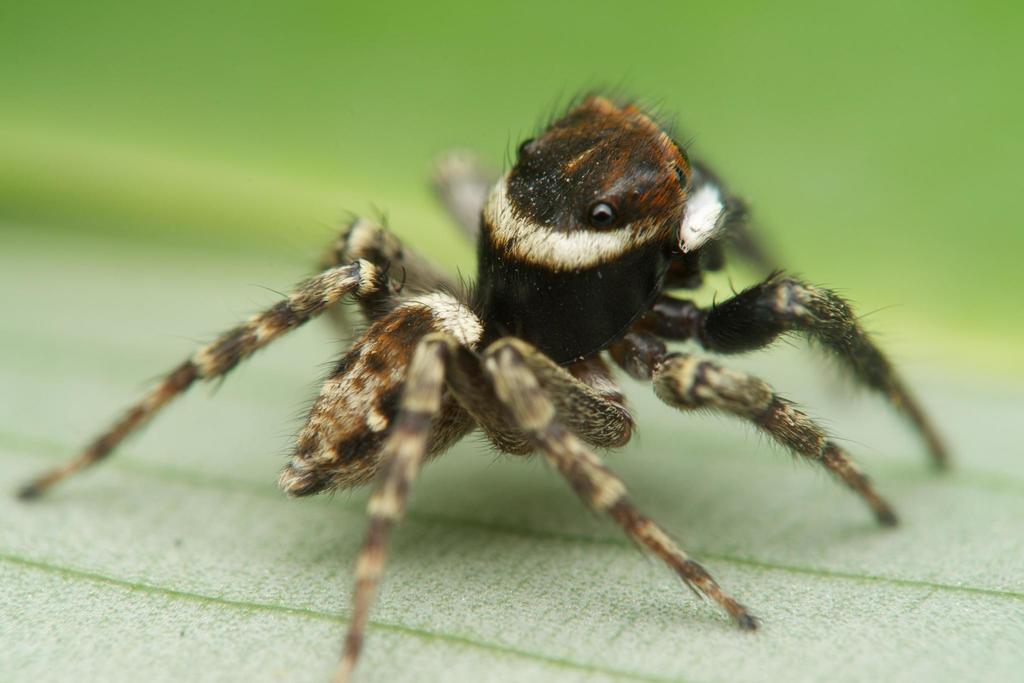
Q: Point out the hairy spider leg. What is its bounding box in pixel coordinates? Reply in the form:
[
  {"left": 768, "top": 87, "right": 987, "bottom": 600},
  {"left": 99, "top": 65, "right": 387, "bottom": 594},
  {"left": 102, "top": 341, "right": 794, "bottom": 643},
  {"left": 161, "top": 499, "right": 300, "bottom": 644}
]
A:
[
  {"left": 17, "top": 259, "right": 392, "bottom": 500},
  {"left": 319, "top": 216, "right": 461, "bottom": 337},
  {"left": 608, "top": 329, "right": 897, "bottom": 525},
  {"left": 337, "top": 333, "right": 758, "bottom": 680},
  {"left": 482, "top": 338, "right": 758, "bottom": 630},
  {"left": 334, "top": 333, "right": 455, "bottom": 683},
  {"left": 443, "top": 343, "right": 634, "bottom": 455},
  {"left": 640, "top": 275, "right": 949, "bottom": 468},
  {"left": 279, "top": 296, "right": 478, "bottom": 496}
]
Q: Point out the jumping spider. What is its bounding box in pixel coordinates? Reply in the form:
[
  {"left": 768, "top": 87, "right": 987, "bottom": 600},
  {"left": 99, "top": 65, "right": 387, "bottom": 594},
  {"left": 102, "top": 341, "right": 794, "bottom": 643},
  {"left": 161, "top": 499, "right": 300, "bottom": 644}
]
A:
[{"left": 19, "top": 95, "right": 948, "bottom": 681}]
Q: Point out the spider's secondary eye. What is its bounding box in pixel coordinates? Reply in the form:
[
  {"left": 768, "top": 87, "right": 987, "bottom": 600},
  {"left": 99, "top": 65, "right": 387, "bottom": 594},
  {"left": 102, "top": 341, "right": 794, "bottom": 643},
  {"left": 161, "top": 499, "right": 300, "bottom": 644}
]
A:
[
  {"left": 587, "top": 201, "right": 617, "bottom": 228},
  {"left": 674, "top": 165, "right": 688, "bottom": 189},
  {"left": 517, "top": 138, "right": 535, "bottom": 156}
]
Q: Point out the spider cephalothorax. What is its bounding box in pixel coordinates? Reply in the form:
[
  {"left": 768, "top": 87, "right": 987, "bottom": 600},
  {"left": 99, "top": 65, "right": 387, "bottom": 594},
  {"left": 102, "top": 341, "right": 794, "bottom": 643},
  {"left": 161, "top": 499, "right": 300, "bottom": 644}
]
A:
[
  {"left": 477, "top": 98, "right": 687, "bottom": 362},
  {"left": 20, "top": 94, "right": 949, "bottom": 683}
]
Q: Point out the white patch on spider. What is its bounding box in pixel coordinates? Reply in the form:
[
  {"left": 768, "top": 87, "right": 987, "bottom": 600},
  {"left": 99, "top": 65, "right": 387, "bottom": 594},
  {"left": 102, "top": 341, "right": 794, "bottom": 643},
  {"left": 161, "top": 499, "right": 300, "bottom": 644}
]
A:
[
  {"left": 365, "top": 405, "right": 390, "bottom": 432},
  {"left": 483, "top": 176, "right": 664, "bottom": 270},
  {"left": 679, "top": 182, "right": 726, "bottom": 252},
  {"left": 402, "top": 292, "right": 483, "bottom": 347},
  {"left": 354, "top": 260, "right": 382, "bottom": 296}
]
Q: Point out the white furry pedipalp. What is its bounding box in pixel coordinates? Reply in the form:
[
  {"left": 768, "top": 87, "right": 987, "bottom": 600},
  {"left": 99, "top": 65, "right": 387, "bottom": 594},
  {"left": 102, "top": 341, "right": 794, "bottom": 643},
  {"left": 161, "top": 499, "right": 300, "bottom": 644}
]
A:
[{"left": 679, "top": 182, "right": 726, "bottom": 252}]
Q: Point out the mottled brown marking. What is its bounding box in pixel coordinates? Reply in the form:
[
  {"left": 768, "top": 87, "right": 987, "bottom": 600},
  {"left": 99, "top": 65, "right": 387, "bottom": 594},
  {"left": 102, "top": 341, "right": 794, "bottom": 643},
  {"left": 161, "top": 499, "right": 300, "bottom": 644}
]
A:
[{"left": 280, "top": 308, "right": 473, "bottom": 496}]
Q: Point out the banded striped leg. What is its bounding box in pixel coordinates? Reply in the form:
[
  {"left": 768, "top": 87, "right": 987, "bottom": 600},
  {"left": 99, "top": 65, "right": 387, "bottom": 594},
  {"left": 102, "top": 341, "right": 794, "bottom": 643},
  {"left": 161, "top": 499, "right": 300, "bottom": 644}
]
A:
[
  {"left": 643, "top": 275, "right": 949, "bottom": 468},
  {"left": 653, "top": 353, "right": 897, "bottom": 526},
  {"left": 321, "top": 217, "right": 458, "bottom": 295},
  {"left": 335, "top": 334, "right": 454, "bottom": 683},
  {"left": 482, "top": 339, "right": 757, "bottom": 630},
  {"left": 447, "top": 344, "right": 634, "bottom": 455},
  {"left": 17, "top": 260, "right": 390, "bottom": 500},
  {"left": 320, "top": 217, "right": 459, "bottom": 335}
]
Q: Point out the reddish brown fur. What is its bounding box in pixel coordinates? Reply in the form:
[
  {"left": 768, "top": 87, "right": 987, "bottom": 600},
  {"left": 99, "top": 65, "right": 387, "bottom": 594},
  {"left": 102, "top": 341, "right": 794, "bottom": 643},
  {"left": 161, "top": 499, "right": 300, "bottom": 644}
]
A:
[{"left": 509, "top": 96, "right": 689, "bottom": 239}]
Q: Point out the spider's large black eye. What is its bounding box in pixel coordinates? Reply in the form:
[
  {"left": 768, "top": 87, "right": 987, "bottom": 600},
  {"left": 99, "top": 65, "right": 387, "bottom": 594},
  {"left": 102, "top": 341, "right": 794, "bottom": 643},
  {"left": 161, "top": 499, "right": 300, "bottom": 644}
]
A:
[
  {"left": 517, "top": 138, "right": 535, "bottom": 157},
  {"left": 587, "top": 201, "right": 617, "bottom": 229}
]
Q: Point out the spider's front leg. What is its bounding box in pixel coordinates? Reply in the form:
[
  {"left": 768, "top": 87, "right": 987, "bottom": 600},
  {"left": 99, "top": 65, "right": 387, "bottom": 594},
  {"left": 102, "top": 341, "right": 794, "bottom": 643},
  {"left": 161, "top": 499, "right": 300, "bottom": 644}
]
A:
[
  {"left": 445, "top": 344, "right": 634, "bottom": 454},
  {"left": 337, "top": 335, "right": 755, "bottom": 682},
  {"left": 334, "top": 332, "right": 458, "bottom": 683},
  {"left": 641, "top": 274, "right": 949, "bottom": 468},
  {"left": 610, "top": 330, "right": 897, "bottom": 526},
  {"left": 479, "top": 338, "right": 758, "bottom": 631},
  {"left": 16, "top": 259, "right": 393, "bottom": 500}
]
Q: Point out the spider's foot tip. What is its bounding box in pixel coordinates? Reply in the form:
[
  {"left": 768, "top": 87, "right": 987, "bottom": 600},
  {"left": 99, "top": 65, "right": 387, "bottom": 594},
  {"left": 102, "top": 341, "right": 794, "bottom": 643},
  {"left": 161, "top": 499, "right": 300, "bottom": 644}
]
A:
[
  {"left": 16, "top": 483, "right": 43, "bottom": 501},
  {"left": 735, "top": 611, "right": 760, "bottom": 631},
  {"left": 876, "top": 507, "right": 899, "bottom": 528}
]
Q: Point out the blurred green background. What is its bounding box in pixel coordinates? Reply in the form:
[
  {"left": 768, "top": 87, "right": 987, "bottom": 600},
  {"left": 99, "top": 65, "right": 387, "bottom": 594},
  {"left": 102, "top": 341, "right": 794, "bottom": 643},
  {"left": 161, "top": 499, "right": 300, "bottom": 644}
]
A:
[{"left": 2, "top": 0, "right": 1021, "bottom": 374}]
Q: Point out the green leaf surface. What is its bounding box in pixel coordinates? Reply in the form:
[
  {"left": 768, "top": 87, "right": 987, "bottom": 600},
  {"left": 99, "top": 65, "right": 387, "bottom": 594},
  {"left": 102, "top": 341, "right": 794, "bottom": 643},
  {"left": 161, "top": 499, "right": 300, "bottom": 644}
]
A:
[{"left": 1, "top": 230, "right": 1021, "bottom": 683}]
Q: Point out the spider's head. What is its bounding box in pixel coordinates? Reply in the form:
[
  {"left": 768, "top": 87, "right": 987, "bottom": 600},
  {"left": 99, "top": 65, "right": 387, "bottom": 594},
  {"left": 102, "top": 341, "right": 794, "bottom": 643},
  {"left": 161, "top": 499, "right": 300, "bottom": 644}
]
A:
[
  {"left": 475, "top": 95, "right": 724, "bottom": 364},
  {"left": 482, "top": 95, "right": 699, "bottom": 271}
]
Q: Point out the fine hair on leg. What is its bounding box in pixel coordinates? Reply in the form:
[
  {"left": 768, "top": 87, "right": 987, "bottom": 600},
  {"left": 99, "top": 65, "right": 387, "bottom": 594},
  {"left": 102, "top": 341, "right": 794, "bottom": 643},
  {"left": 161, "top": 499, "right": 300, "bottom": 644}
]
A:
[
  {"left": 17, "top": 260, "right": 390, "bottom": 500},
  {"left": 639, "top": 274, "right": 949, "bottom": 468},
  {"left": 652, "top": 352, "right": 897, "bottom": 526},
  {"left": 319, "top": 217, "right": 460, "bottom": 337},
  {"left": 334, "top": 333, "right": 456, "bottom": 683},
  {"left": 481, "top": 338, "right": 757, "bottom": 630},
  {"left": 607, "top": 328, "right": 897, "bottom": 526}
]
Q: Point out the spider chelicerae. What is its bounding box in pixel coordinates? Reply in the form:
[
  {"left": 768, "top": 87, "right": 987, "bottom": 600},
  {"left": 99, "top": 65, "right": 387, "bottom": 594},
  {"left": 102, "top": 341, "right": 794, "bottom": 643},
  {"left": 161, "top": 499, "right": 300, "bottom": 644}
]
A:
[{"left": 19, "top": 95, "right": 948, "bottom": 682}]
